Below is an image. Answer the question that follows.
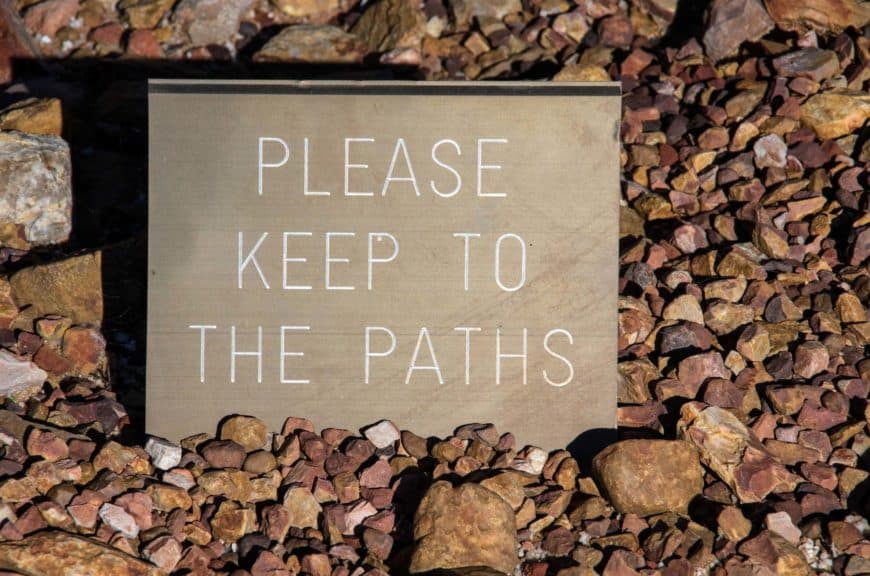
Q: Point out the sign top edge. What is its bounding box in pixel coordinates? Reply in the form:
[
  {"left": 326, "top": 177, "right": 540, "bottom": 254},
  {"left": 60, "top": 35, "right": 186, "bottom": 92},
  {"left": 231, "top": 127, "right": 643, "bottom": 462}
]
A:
[{"left": 147, "top": 79, "right": 621, "bottom": 96}]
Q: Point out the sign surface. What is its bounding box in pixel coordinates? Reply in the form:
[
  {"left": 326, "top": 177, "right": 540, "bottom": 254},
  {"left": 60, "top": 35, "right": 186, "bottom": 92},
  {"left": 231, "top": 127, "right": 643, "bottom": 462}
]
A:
[{"left": 147, "top": 80, "right": 620, "bottom": 448}]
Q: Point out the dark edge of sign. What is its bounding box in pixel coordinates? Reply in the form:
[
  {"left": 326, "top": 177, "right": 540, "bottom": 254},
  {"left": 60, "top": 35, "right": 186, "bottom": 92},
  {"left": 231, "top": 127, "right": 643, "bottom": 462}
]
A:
[{"left": 148, "top": 82, "right": 621, "bottom": 97}]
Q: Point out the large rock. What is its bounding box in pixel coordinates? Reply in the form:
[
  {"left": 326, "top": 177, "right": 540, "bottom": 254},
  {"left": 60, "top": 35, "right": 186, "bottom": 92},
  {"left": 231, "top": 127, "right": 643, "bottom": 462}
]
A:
[
  {"left": 762, "top": 0, "right": 870, "bottom": 33},
  {"left": 592, "top": 440, "right": 704, "bottom": 516},
  {"left": 410, "top": 481, "right": 517, "bottom": 575},
  {"left": 678, "top": 404, "right": 800, "bottom": 503},
  {"left": 9, "top": 252, "right": 103, "bottom": 325},
  {"left": 0, "top": 98, "right": 62, "bottom": 136},
  {"left": 253, "top": 25, "right": 366, "bottom": 63},
  {"left": 447, "top": 0, "right": 523, "bottom": 28},
  {"left": 702, "top": 0, "right": 774, "bottom": 62},
  {"left": 351, "top": 0, "right": 425, "bottom": 53},
  {"left": 800, "top": 90, "right": 870, "bottom": 140},
  {"left": 0, "top": 348, "right": 47, "bottom": 402},
  {"left": 172, "top": 0, "right": 254, "bottom": 46},
  {"left": 0, "top": 531, "right": 164, "bottom": 576},
  {"left": 0, "top": 131, "right": 72, "bottom": 249},
  {"left": 269, "top": 0, "right": 356, "bottom": 23},
  {"left": 120, "top": 0, "right": 176, "bottom": 28}
]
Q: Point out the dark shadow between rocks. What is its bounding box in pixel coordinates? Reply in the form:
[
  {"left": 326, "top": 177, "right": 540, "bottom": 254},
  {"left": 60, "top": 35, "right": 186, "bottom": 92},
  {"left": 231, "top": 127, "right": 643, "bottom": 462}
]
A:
[{"left": 566, "top": 427, "right": 616, "bottom": 472}]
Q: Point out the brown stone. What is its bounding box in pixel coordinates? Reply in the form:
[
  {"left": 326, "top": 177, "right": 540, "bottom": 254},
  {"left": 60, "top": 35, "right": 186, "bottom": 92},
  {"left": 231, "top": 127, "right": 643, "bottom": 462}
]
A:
[
  {"left": 120, "top": 0, "right": 175, "bottom": 28},
  {"left": 703, "top": 0, "right": 774, "bottom": 61},
  {"left": 219, "top": 415, "right": 268, "bottom": 452},
  {"left": 800, "top": 90, "right": 870, "bottom": 140},
  {"left": 592, "top": 440, "right": 703, "bottom": 516},
  {"left": 0, "top": 98, "right": 62, "bottom": 136},
  {"left": 10, "top": 253, "right": 102, "bottom": 325},
  {"left": 410, "top": 481, "right": 517, "bottom": 575},
  {"left": 351, "top": 0, "right": 424, "bottom": 53},
  {"left": 772, "top": 48, "right": 840, "bottom": 81},
  {"left": 0, "top": 531, "right": 162, "bottom": 576},
  {"left": 254, "top": 25, "right": 366, "bottom": 64},
  {"left": 762, "top": 0, "right": 870, "bottom": 33},
  {"left": 679, "top": 405, "right": 800, "bottom": 503},
  {"left": 283, "top": 486, "right": 322, "bottom": 528}
]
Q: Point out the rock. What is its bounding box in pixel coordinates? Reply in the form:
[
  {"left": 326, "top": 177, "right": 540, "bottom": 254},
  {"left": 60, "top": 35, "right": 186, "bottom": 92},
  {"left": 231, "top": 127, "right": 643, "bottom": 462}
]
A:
[
  {"left": 705, "top": 302, "right": 755, "bottom": 335},
  {"left": 448, "top": 0, "right": 522, "bottom": 28},
  {"left": 362, "top": 420, "right": 400, "bottom": 449},
  {"left": 98, "top": 503, "right": 140, "bottom": 538},
  {"left": 717, "top": 506, "right": 751, "bottom": 541},
  {"left": 410, "top": 481, "right": 517, "bottom": 575},
  {"left": 126, "top": 29, "right": 163, "bottom": 58},
  {"left": 120, "top": 0, "right": 176, "bottom": 28},
  {"left": 800, "top": 90, "right": 870, "bottom": 140},
  {"left": 753, "top": 134, "right": 788, "bottom": 169},
  {"left": 172, "top": 0, "right": 254, "bottom": 46},
  {"left": 283, "top": 486, "right": 322, "bottom": 529},
  {"left": 738, "top": 531, "right": 813, "bottom": 575},
  {"left": 793, "top": 341, "right": 829, "bottom": 379},
  {"left": 269, "top": 0, "right": 353, "bottom": 22},
  {"left": 61, "top": 326, "right": 106, "bottom": 374},
  {"left": 0, "top": 531, "right": 163, "bottom": 576},
  {"left": 764, "top": 511, "right": 801, "bottom": 545},
  {"left": 592, "top": 440, "right": 704, "bottom": 516},
  {"left": 142, "top": 535, "right": 181, "bottom": 572},
  {"left": 23, "top": 0, "right": 80, "bottom": 38},
  {"left": 253, "top": 25, "right": 366, "bottom": 63},
  {"left": 662, "top": 294, "right": 704, "bottom": 324},
  {"left": 0, "top": 131, "right": 72, "bottom": 249},
  {"left": 772, "top": 48, "right": 839, "bottom": 81},
  {"left": 144, "top": 437, "right": 182, "bottom": 470},
  {"left": 219, "top": 414, "right": 268, "bottom": 452},
  {"left": 677, "top": 351, "right": 729, "bottom": 397},
  {"left": 0, "top": 349, "right": 47, "bottom": 402},
  {"left": 351, "top": 0, "right": 425, "bottom": 52},
  {"left": 762, "top": 0, "right": 870, "bottom": 33},
  {"left": 211, "top": 500, "right": 256, "bottom": 543},
  {"left": 10, "top": 252, "right": 102, "bottom": 324},
  {"left": 26, "top": 428, "right": 69, "bottom": 462},
  {"left": 702, "top": 0, "right": 774, "bottom": 62},
  {"left": 480, "top": 472, "right": 525, "bottom": 510},
  {"left": 679, "top": 405, "right": 800, "bottom": 502},
  {"left": 0, "top": 98, "right": 62, "bottom": 136}
]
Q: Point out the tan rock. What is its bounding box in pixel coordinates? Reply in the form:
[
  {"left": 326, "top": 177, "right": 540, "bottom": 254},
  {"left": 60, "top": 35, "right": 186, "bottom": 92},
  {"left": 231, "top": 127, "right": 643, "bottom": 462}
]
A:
[
  {"left": 762, "top": 0, "right": 870, "bottom": 34},
  {"left": 410, "top": 481, "right": 518, "bottom": 575},
  {"left": 800, "top": 90, "right": 870, "bottom": 140},
  {"left": 0, "top": 531, "right": 163, "bottom": 576},
  {"left": 351, "top": 0, "right": 425, "bottom": 52},
  {"left": 219, "top": 414, "right": 268, "bottom": 452},
  {"left": 197, "top": 469, "right": 252, "bottom": 501},
  {"left": 269, "top": 0, "right": 354, "bottom": 22},
  {"left": 662, "top": 294, "right": 704, "bottom": 324},
  {"left": 678, "top": 404, "right": 800, "bottom": 503},
  {"left": 592, "top": 440, "right": 703, "bottom": 516},
  {"left": 10, "top": 252, "right": 102, "bottom": 325},
  {"left": 119, "top": 0, "right": 175, "bottom": 28},
  {"left": 253, "top": 25, "right": 366, "bottom": 63},
  {"left": 283, "top": 486, "right": 322, "bottom": 528},
  {"left": 0, "top": 98, "right": 62, "bottom": 136},
  {"left": 211, "top": 500, "right": 257, "bottom": 543},
  {"left": 479, "top": 472, "right": 525, "bottom": 510}
]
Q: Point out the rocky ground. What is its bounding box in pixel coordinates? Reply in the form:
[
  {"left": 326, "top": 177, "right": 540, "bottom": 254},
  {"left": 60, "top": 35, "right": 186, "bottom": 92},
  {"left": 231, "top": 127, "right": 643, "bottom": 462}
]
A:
[{"left": 0, "top": 0, "right": 869, "bottom": 574}]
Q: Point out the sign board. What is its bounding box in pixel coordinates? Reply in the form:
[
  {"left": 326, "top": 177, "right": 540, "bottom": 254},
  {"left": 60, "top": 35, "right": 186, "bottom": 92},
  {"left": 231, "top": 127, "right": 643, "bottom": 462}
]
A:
[{"left": 147, "top": 80, "right": 620, "bottom": 449}]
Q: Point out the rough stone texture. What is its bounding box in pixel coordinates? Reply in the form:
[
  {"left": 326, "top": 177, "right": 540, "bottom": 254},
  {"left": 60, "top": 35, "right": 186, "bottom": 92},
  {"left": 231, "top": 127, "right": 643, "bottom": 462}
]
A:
[
  {"left": 253, "top": 25, "right": 366, "bottom": 63},
  {"left": 679, "top": 405, "right": 800, "bottom": 503},
  {"left": 448, "top": 0, "right": 523, "bottom": 28},
  {"left": 120, "top": 0, "right": 176, "bottom": 28},
  {"left": 0, "top": 349, "right": 46, "bottom": 402},
  {"left": 800, "top": 90, "right": 870, "bottom": 140},
  {"left": 172, "top": 0, "right": 254, "bottom": 46},
  {"left": 0, "top": 131, "right": 71, "bottom": 249},
  {"left": 762, "top": 0, "right": 870, "bottom": 33},
  {"left": 703, "top": 0, "right": 775, "bottom": 62},
  {"left": 9, "top": 252, "right": 103, "bottom": 325},
  {"left": 410, "top": 481, "right": 517, "bottom": 575},
  {"left": 269, "top": 0, "right": 355, "bottom": 22},
  {"left": 592, "top": 440, "right": 704, "bottom": 515},
  {"left": 0, "top": 97, "right": 62, "bottom": 136},
  {"left": 219, "top": 414, "right": 268, "bottom": 452},
  {"left": 351, "top": 0, "right": 425, "bottom": 53},
  {"left": 0, "top": 531, "right": 163, "bottom": 576}
]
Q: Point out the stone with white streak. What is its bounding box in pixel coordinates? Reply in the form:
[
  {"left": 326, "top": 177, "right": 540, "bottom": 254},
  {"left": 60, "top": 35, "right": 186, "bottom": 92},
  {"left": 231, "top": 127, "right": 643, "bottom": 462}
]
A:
[{"left": 144, "top": 436, "right": 182, "bottom": 471}]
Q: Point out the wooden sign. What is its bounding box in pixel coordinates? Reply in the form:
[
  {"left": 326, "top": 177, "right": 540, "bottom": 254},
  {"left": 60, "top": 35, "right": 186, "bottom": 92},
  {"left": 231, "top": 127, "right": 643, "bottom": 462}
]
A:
[{"left": 147, "top": 80, "right": 620, "bottom": 449}]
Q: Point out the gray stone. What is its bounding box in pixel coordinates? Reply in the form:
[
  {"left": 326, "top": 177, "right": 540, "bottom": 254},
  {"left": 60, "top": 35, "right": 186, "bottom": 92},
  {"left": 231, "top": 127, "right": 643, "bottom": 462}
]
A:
[
  {"left": 0, "top": 131, "right": 71, "bottom": 249},
  {"left": 702, "top": 0, "right": 774, "bottom": 62},
  {"left": 0, "top": 349, "right": 47, "bottom": 402},
  {"left": 144, "top": 436, "right": 182, "bottom": 471}
]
